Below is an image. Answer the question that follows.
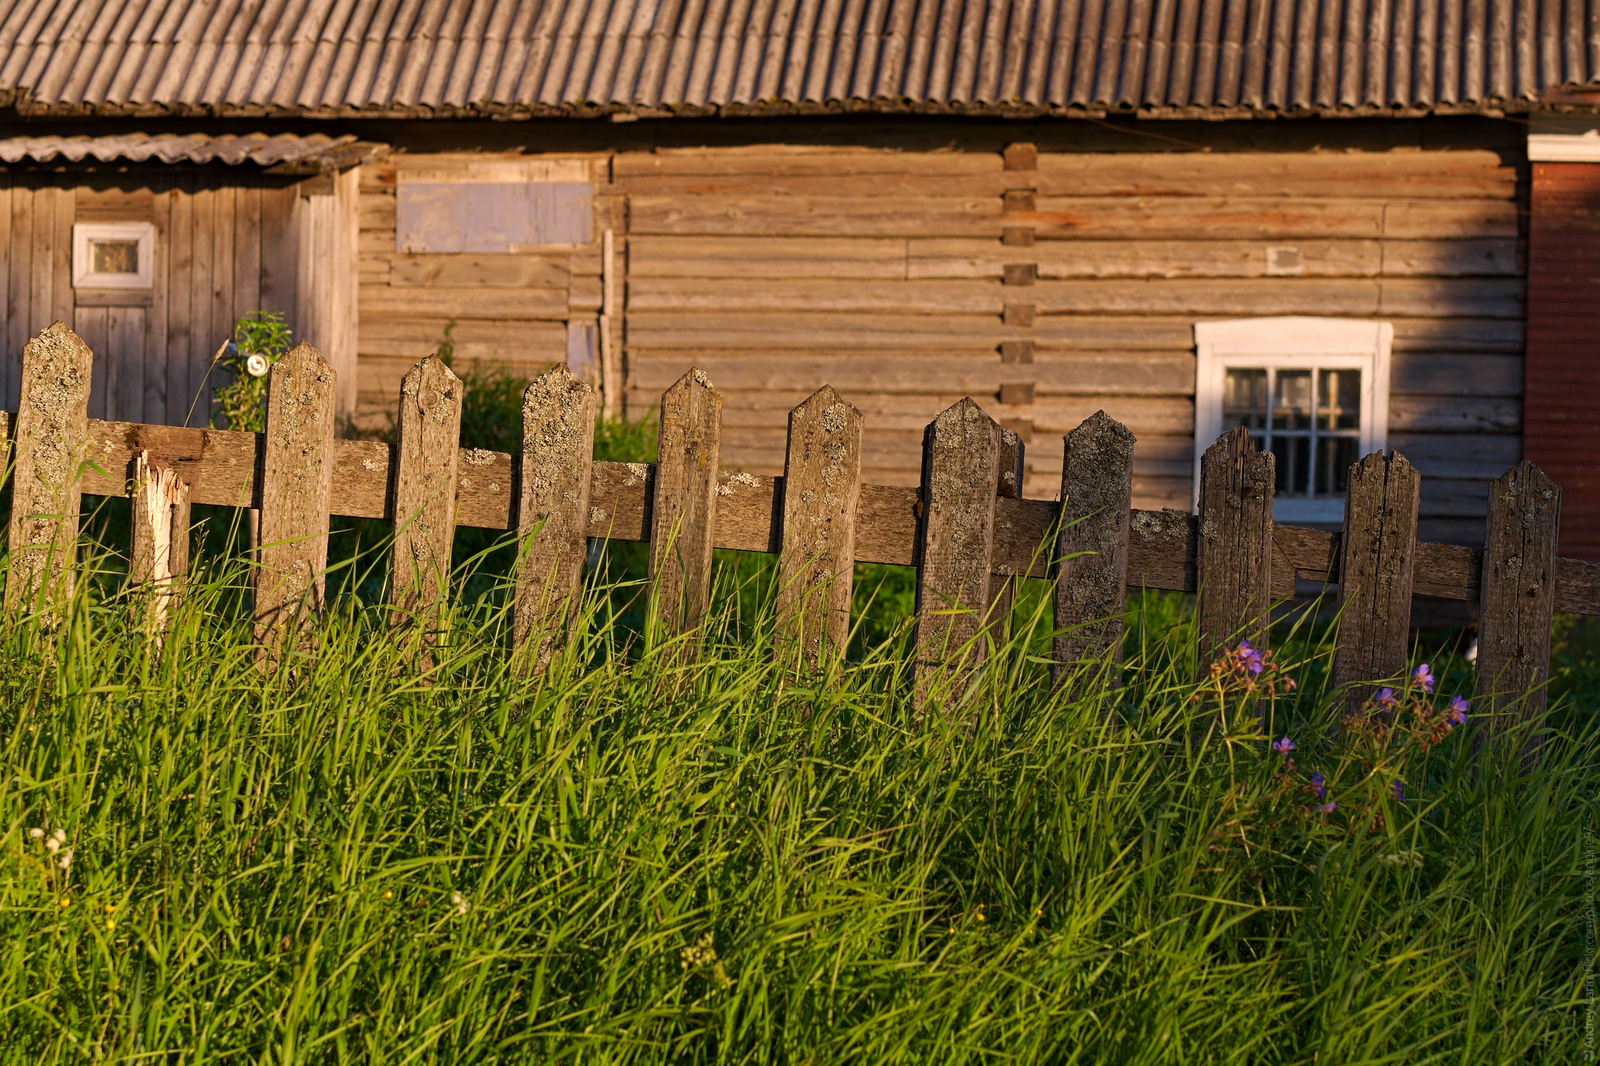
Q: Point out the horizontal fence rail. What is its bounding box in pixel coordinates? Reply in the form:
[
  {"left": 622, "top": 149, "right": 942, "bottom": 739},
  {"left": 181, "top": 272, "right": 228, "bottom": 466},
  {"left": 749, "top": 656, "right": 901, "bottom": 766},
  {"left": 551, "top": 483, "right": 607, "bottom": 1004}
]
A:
[{"left": 1, "top": 323, "right": 1597, "bottom": 724}]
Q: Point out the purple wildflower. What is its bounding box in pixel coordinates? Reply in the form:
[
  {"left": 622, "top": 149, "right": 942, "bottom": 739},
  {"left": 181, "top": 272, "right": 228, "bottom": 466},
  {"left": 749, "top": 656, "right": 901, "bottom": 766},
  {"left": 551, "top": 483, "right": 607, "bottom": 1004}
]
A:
[
  {"left": 1317, "top": 801, "right": 1338, "bottom": 814},
  {"left": 1447, "top": 695, "right": 1470, "bottom": 725},
  {"left": 1374, "top": 688, "right": 1399, "bottom": 711},
  {"left": 1272, "top": 736, "right": 1295, "bottom": 755},
  {"left": 1392, "top": 780, "right": 1405, "bottom": 802},
  {"left": 1412, "top": 663, "right": 1435, "bottom": 694},
  {"left": 1310, "top": 772, "right": 1326, "bottom": 799}
]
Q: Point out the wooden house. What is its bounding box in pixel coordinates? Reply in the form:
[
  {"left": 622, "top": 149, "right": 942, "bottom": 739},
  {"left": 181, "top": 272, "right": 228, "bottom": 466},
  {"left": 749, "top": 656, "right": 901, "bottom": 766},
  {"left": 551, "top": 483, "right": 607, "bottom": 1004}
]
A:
[{"left": 0, "top": 0, "right": 1596, "bottom": 560}]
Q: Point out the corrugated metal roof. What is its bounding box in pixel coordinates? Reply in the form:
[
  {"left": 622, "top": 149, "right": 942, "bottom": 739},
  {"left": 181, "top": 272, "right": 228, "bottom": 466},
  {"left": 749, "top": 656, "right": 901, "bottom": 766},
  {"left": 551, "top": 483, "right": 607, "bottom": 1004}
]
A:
[
  {"left": 0, "top": 0, "right": 1594, "bottom": 119},
  {"left": 0, "top": 130, "right": 362, "bottom": 165}
]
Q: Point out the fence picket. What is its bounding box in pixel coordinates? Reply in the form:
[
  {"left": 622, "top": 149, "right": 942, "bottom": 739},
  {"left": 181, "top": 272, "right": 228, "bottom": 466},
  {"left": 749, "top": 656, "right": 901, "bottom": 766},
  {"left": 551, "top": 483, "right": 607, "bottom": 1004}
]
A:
[
  {"left": 1333, "top": 451, "right": 1421, "bottom": 703},
  {"left": 390, "top": 356, "right": 463, "bottom": 635},
  {"left": 254, "top": 343, "right": 336, "bottom": 656},
  {"left": 130, "top": 451, "right": 190, "bottom": 633},
  {"left": 5, "top": 323, "right": 92, "bottom": 610},
  {"left": 649, "top": 369, "right": 723, "bottom": 640},
  {"left": 775, "top": 385, "right": 863, "bottom": 671},
  {"left": 913, "top": 398, "right": 1002, "bottom": 711},
  {"left": 1054, "top": 411, "right": 1135, "bottom": 694},
  {"left": 1476, "top": 461, "right": 1561, "bottom": 740},
  {"left": 1197, "top": 427, "right": 1276, "bottom": 665},
  {"left": 986, "top": 428, "right": 1026, "bottom": 634},
  {"left": 513, "top": 366, "right": 597, "bottom": 672}
]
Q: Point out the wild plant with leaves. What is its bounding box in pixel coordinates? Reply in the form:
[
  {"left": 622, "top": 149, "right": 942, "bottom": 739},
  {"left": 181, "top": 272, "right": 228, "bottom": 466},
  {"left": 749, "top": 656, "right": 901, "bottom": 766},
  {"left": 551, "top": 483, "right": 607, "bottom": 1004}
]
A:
[{"left": 209, "top": 311, "right": 294, "bottom": 432}]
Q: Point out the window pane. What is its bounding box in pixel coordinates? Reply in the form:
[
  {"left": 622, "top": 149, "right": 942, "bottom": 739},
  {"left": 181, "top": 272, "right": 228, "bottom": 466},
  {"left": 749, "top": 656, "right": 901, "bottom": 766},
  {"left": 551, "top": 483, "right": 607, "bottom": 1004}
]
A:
[
  {"left": 1222, "top": 368, "right": 1267, "bottom": 430},
  {"left": 1316, "top": 436, "right": 1360, "bottom": 496},
  {"left": 1319, "top": 368, "right": 1361, "bottom": 430},
  {"left": 1273, "top": 369, "right": 1312, "bottom": 430},
  {"left": 1272, "top": 434, "right": 1311, "bottom": 496},
  {"left": 91, "top": 240, "right": 139, "bottom": 275}
]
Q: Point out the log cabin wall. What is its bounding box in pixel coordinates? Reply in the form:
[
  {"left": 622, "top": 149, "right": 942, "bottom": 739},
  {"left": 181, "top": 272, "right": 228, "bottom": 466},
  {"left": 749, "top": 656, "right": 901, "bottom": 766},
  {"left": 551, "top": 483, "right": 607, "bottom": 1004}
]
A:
[
  {"left": 354, "top": 154, "right": 617, "bottom": 430},
  {"left": 0, "top": 170, "right": 303, "bottom": 429},
  {"left": 607, "top": 128, "right": 1524, "bottom": 549}
]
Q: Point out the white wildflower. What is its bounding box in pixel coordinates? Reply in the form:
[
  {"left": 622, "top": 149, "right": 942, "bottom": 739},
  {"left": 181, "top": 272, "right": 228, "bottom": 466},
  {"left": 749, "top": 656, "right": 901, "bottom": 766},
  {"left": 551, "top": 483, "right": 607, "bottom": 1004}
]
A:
[
  {"left": 56, "top": 848, "right": 72, "bottom": 872},
  {"left": 45, "top": 837, "right": 60, "bottom": 854},
  {"left": 451, "top": 891, "right": 470, "bottom": 916},
  {"left": 1378, "top": 850, "right": 1425, "bottom": 868},
  {"left": 27, "top": 828, "right": 44, "bottom": 840},
  {"left": 245, "top": 352, "right": 270, "bottom": 377},
  {"left": 50, "top": 828, "right": 66, "bottom": 845}
]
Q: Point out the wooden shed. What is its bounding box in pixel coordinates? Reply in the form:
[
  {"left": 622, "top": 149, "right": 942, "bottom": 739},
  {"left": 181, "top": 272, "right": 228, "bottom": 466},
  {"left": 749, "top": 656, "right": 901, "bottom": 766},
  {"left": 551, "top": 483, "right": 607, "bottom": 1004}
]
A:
[{"left": 0, "top": 0, "right": 1597, "bottom": 559}]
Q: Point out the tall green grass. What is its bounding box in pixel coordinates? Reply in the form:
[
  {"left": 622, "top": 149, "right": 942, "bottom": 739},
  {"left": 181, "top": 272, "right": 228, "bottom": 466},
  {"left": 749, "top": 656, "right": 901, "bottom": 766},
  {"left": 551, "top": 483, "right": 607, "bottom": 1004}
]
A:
[{"left": 0, "top": 528, "right": 1593, "bottom": 1064}]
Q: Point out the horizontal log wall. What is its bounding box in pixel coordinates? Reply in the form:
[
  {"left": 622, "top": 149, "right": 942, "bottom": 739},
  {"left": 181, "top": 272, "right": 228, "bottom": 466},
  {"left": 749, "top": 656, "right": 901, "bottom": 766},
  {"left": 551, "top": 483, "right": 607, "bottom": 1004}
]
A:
[
  {"left": 607, "top": 130, "right": 1525, "bottom": 547},
  {"left": 354, "top": 157, "right": 618, "bottom": 432}
]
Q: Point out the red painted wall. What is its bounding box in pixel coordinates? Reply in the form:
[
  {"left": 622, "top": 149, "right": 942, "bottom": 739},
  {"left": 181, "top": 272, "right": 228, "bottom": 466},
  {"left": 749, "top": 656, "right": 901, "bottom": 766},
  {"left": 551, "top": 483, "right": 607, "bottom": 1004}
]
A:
[{"left": 1526, "top": 162, "right": 1600, "bottom": 563}]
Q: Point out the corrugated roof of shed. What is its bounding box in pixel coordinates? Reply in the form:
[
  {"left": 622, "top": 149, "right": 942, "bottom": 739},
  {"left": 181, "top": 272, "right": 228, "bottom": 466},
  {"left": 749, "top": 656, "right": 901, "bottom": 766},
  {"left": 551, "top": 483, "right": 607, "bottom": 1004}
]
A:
[{"left": 0, "top": 0, "right": 1595, "bottom": 119}]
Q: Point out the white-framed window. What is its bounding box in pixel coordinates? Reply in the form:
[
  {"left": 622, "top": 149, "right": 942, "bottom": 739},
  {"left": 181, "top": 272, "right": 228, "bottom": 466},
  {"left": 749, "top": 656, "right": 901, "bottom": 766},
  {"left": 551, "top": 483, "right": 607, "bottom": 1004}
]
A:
[
  {"left": 73, "top": 222, "right": 154, "bottom": 289},
  {"left": 1194, "top": 317, "right": 1392, "bottom": 524}
]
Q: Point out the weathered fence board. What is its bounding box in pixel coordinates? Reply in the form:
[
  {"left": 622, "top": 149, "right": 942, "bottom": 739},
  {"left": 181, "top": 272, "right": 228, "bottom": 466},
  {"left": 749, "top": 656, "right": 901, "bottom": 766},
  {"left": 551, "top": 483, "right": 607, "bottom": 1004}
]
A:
[
  {"left": 513, "top": 366, "right": 597, "bottom": 672},
  {"left": 1054, "top": 411, "right": 1135, "bottom": 693},
  {"left": 1476, "top": 462, "right": 1561, "bottom": 734},
  {"left": 986, "top": 428, "right": 1026, "bottom": 632},
  {"left": 2, "top": 326, "right": 1599, "bottom": 741},
  {"left": 130, "top": 451, "right": 190, "bottom": 632},
  {"left": 5, "top": 322, "right": 92, "bottom": 609},
  {"left": 1334, "top": 451, "right": 1422, "bottom": 702},
  {"left": 649, "top": 369, "right": 722, "bottom": 638},
  {"left": 389, "top": 356, "right": 462, "bottom": 632},
  {"left": 60, "top": 416, "right": 1600, "bottom": 615},
  {"left": 775, "top": 385, "right": 863, "bottom": 670},
  {"left": 1196, "top": 428, "right": 1276, "bottom": 663},
  {"left": 254, "top": 343, "right": 337, "bottom": 654},
  {"left": 914, "top": 398, "right": 1002, "bottom": 711}
]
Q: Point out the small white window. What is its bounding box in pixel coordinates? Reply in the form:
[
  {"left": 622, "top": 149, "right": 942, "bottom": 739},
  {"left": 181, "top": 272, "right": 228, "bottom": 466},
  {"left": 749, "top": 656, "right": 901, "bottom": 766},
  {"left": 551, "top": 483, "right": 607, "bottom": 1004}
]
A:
[
  {"left": 1194, "top": 317, "right": 1392, "bottom": 523},
  {"left": 73, "top": 222, "right": 154, "bottom": 289}
]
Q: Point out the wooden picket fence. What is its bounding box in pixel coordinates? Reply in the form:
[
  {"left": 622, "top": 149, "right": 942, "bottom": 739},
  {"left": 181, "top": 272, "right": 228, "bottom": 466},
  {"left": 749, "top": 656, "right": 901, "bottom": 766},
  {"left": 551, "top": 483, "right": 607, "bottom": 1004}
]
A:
[{"left": 3, "top": 323, "right": 1599, "bottom": 727}]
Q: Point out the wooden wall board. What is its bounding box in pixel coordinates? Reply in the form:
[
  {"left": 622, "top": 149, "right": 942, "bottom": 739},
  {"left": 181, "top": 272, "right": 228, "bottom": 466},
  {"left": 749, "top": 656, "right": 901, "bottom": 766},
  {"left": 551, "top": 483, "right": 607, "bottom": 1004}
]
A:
[
  {"left": 144, "top": 181, "right": 170, "bottom": 423},
  {"left": 0, "top": 179, "right": 12, "bottom": 410},
  {"left": 389, "top": 253, "right": 570, "bottom": 288},
  {"left": 1389, "top": 317, "right": 1524, "bottom": 352},
  {"left": 628, "top": 196, "right": 1002, "bottom": 237},
  {"left": 1029, "top": 150, "right": 1515, "bottom": 198},
  {"left": 360, "top": 286, "right": 568, "bottom": 318},
  {"left": 627, "top": 235, "right": 907, "bottom": 278},
  {"left": 165, "top": 176, "right": 194, "bottom": 431},
  {"left": 1391, "top": 354, "right": 1522, "bottom": 396},
  {"left": 75, "top": 306, "right": 109, "bottom": 419},
  {"left": 1388, "top": 395, "right": 1521, "bottom": 433},
  {"left": 612, "top": 148, "right": 1001, "bottom": 178},
  {"left": 187, "top": 179, "right": 216, "bottom": 428},
  {"left": 911, "top": 238, "right": 1384, "bottom": 279},
  {"left": 110, "top": 305, "right": 145, "bottom": 423},
  {"left": 1389, "top": 433, "right": 1522, "bottom": 478},
  {"left": 624, "top": 349, "right": 1197, "bottom": 396}
]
